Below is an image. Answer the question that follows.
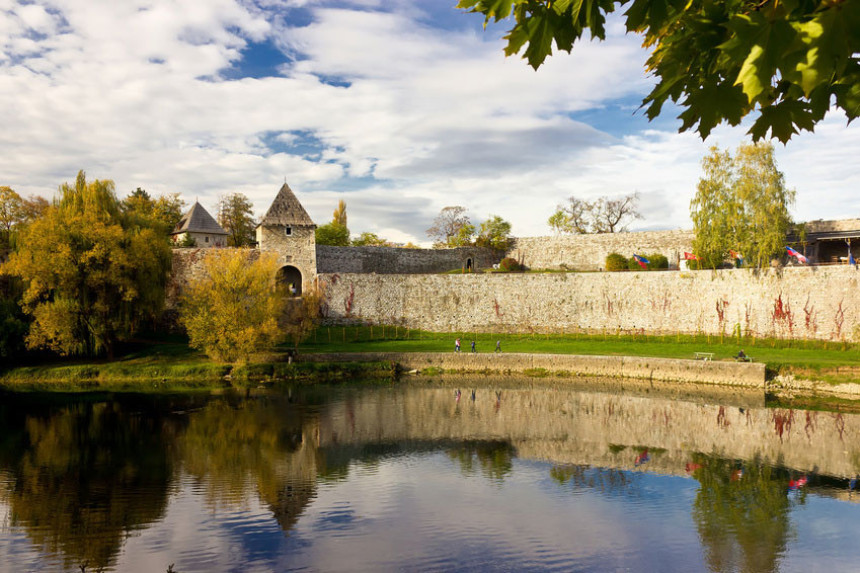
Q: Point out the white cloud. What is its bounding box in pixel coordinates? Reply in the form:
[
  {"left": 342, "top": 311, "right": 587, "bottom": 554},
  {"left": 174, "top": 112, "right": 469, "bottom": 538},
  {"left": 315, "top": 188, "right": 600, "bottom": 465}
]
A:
[{"left": 0, "top": 0, "right": 857, "bottom": 246}]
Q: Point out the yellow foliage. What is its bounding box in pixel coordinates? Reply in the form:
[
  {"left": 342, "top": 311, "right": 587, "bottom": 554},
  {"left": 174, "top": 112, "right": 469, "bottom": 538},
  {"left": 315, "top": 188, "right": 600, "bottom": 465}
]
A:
[{"left": 179, "top": 250, "right": 288, "bottom": 363}]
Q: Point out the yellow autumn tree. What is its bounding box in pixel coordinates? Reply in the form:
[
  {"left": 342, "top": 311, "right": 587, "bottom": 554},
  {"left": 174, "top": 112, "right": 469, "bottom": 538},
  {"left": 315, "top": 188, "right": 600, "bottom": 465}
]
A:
[
  {"left": 179, "top": 250, "right": 288, "bottom": 363},
  {"left": 5, "top": 171, "right": 171, "bottom": 358}
]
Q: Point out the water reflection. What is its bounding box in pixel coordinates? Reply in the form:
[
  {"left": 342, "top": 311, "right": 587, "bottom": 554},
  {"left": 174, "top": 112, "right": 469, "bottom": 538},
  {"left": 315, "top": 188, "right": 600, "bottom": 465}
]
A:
[{"left": 1, "top": 381, "right": 860, "bottom": 571}]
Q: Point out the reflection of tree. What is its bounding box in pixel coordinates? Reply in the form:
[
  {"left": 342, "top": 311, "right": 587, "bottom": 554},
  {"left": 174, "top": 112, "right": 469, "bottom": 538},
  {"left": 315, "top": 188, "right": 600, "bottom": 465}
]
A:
[
  {"left": 178, "top": 394, "right": 319, "bottom": 533},
  {"left": 550, "top": 464, "right": 636, "bottom": 495},
  {"left": 0, "top": 398, "right": 178, "bottom": 570},
  {"left": 446, "top": 440, "right": 514, "bottom": 482},
  {"left": 690, "top": 454, "right": 794, "bottom": 573}
]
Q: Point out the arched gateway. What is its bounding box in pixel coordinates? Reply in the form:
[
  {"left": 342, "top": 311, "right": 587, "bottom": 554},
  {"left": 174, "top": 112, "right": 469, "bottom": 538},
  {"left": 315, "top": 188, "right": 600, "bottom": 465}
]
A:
[
  {"left": 277, "top": 265, "right": 303, "bottom": 296},
  {"left": 256, "top": 182, "right": 318, "bottom": 294}
]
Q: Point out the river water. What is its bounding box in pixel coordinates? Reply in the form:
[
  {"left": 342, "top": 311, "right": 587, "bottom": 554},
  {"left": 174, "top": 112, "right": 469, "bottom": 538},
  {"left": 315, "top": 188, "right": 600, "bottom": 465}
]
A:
[{"left": 1, "top": 379, "right": 860, "bottom": 572}]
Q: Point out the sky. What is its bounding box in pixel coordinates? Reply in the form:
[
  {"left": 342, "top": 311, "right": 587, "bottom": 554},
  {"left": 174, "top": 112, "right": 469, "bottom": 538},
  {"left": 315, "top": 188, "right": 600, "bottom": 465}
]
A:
[{"left": 2, "top": 0, "right": 859, "bottom": 246}]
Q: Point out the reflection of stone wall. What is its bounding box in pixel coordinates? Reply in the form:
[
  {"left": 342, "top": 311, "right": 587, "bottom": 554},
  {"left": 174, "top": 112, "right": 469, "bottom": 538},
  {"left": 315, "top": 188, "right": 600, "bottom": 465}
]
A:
[
  {"left": 319, "top": 265, "right": 860, "bottom": 339},
  {"left": 317, "top": 387, "right": 860, "bottom": 478},
  {"left": 509, "top": 231, "right": 695, "bottom": 271},
  {"left": 317, "top": 245, "right": 501, "bottom": 274}
]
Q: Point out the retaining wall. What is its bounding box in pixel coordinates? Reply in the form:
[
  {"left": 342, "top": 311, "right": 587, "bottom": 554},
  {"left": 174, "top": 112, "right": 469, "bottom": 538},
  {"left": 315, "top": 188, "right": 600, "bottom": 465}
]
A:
[
  {"left": 302, "top": 352, "right": 766, "bottom": 387},
  {"left": 316, "top": 244, "right": 501, "bottom": 274}
]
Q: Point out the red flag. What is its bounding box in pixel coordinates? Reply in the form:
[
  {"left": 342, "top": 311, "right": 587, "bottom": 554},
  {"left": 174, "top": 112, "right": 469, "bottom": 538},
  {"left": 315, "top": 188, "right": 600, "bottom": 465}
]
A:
[{"left": 683, "top": 252, "right": 699, "bottom": 261}]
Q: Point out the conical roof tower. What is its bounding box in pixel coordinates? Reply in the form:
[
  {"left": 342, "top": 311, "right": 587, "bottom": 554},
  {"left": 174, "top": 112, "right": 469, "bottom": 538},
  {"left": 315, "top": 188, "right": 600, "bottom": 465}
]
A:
[{"left": 259, "top": 182, "right": 315, "bottom": 227}]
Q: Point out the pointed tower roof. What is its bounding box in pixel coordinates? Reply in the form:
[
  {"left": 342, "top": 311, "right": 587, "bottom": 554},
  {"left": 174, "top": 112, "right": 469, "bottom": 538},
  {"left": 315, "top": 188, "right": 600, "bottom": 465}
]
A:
[
  {"left": 259, "top": 182, "right": 315, "bottom": 227},
  {"left": 171, "top": 201, "right": 228, "bottom": 236}
]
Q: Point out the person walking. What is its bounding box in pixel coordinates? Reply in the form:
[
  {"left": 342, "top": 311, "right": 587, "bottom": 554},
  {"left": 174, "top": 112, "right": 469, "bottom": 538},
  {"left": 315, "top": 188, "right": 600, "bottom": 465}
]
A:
[
  {"left": 495, "top": 340, "right": 501, "bottom": 353},
  {"left": 455, "top": 338, "right": 461, "bottom": 352},
  {"left": 471, "top": 340, "right": 476, "bottom": 353}
]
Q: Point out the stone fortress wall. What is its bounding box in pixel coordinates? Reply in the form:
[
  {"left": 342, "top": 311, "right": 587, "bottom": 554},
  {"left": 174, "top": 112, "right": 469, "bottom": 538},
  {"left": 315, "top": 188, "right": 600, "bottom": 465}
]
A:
[
  {"left": 509, "top": 230, "right": 695, "bottom": 270},
  {"left": 318, "top": 265, "right": 860, "bottom": 340},
  {"left": 168, "top": 218, "right": 860, "bottom": 340},
  {"left": 316, "top": 244, "right": 501, "bottom": 274}
]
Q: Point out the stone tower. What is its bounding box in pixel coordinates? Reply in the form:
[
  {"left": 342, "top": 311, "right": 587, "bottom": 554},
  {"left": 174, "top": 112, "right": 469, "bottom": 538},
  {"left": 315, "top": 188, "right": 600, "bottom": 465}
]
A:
[{"left": 257, "top": 182, "right": 317, "bottom": 295}]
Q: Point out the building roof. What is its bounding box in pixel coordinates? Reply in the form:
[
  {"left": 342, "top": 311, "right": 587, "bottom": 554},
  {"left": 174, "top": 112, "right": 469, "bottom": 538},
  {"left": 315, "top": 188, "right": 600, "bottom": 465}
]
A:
[
  {"left": 171, "top": 201, "right": 228, "bottom": 236},
  {"left": 259, "top": 182, "right": 315, "bottom": 227}
]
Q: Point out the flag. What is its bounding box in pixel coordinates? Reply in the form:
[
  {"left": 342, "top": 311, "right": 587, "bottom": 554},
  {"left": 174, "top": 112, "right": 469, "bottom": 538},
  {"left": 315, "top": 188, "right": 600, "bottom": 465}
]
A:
[
  {"left": 728, "top": 249, "right": 743, "bottom": 260},
  {"left": 633, "top": 254, "right": 649, "bottom": 269},
  {"left": 683, "top": 252, "right": 700, "bottom": 261},
  {"left": 850, "top": 251, "right": 856, "bottom": 266},
  {"left": 786, "top": 246, "right": 808, "bottom": 264}
]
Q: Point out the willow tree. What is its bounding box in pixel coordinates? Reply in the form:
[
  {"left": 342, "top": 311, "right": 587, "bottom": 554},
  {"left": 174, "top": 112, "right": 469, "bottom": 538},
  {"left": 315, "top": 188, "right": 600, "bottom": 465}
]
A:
[
  {"left": 5, "top": 171, "right": 172, "bottom": 358},
  {"left": 691, "top": 142, "right": 794, "bottom": 269}
]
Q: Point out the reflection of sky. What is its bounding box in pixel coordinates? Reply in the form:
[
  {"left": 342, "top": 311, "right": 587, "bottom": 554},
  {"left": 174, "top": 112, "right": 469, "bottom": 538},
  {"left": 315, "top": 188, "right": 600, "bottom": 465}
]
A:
[{"left": 4, "top": 454, "right": 860, "bottom": 571}]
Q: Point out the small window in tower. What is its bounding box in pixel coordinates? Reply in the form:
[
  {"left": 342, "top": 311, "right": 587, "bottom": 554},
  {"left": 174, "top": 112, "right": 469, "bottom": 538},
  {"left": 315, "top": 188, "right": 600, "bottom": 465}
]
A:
[
  {"left": 205, "top": 236, "right": 209, "bottom": 243},
  {"left": 285, "top": 226, "right": 292, "bottom": 236}
]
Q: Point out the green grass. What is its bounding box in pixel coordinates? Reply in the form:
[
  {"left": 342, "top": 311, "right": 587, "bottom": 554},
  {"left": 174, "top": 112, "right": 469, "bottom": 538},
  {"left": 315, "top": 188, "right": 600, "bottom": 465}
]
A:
[{"left": 299, "top": 326, "right": 860, "bottom": 383}]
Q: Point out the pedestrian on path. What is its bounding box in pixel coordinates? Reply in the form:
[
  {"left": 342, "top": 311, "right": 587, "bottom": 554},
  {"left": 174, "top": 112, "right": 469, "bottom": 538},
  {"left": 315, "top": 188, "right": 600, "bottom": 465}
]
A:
[
  {"left": 495, "top": 340, "right": 501, "bottom": 353},
  {"left": 471, "top": 340, "right": 477, "bottom": 353},
  {"left": 455, "top": 338, "right": 461, "bottom": 352}
]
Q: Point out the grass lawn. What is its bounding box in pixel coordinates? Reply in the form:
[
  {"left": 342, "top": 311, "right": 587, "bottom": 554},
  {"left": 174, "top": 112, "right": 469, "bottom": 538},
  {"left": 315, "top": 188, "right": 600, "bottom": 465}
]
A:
[{"left": 300, "top": 326, "right": 860, "bottom": 383}]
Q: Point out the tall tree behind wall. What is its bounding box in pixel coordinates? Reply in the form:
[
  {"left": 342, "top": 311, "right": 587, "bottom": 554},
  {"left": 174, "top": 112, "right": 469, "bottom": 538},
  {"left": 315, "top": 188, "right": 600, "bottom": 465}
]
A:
[
  {"left": 217, "top": 192, "right": 257, "bottom": 247},
  {"left": 691, "top": 142, "right": 794, "bottom": 268}
]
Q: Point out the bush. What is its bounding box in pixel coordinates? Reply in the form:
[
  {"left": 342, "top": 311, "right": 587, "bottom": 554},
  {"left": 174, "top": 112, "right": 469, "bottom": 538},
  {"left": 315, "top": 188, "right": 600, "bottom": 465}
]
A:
[
  {"left": 627, "top": 256, "right": 644, "bottom": 271},
  {"left": 647, "top": 253, "right": 669, "bottom": 270},
  {"left": 605, "top": 253, "right": 628, "bottom": 272},
  {"left": 498, "top": 257, "right": 522, "bottom": 272}
]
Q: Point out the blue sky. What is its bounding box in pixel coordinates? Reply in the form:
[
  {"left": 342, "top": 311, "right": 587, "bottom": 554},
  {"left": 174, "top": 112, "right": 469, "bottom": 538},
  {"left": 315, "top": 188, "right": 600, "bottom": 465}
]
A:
[{"left": 2, "top": 0, "right": 858, "bottom": 245}]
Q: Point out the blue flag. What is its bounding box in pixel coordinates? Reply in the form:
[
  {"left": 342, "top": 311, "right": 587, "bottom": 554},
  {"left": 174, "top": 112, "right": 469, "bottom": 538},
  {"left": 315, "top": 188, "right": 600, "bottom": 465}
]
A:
[{"left": 850, "top": 251, "right": 856, "bottom": 266}]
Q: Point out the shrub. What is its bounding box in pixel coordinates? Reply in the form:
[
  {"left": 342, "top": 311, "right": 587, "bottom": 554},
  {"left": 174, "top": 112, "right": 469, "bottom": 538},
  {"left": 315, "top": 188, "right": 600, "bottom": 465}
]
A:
[
  {"left": 605, "top": 253, "right": 628, "bottom": 272},
  {"left": 498, "top": 257, "right": 522, "bottom": 272},
  {"left": 647, "top": 253, "right": 669, "bottom": 270}
]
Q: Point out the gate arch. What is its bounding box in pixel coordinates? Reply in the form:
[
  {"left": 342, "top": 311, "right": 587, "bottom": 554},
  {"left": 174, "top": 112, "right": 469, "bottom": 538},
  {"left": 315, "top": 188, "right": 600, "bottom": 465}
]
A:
[{"left": 277, "top": 265, "right": 303, "bottom": 296}]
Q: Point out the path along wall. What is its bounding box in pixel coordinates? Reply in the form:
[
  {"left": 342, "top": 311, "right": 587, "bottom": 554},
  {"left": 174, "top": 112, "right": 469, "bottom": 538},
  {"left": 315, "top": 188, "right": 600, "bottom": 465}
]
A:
[
  {"left": 509, "top": 230, "right": 695, "bottom": 271},
  {"left": 319, "top": 265, "right": 860, "bottom": 340}
]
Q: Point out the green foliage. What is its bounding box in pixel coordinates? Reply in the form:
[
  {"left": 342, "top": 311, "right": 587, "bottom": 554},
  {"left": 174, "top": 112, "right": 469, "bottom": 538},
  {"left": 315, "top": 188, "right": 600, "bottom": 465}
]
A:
[
  {"left": 0, "top": 280, "right": 28, "bottom": 365},
  {"left": 475, "top": 214, "right": 512, "bottom": 250},
  {"left": 352, "top": 232, "right": 390, "bottom": 247},
  {"left": 604, "top": 252, "right": 628, "bottom": 271},
  {"left": 498, "top": 257, "right": 522, "bottom": 272},
  {"left": 647, "top": 253, "right": 668, "bottom": 270},
  {"left": 122, "top": 188, "right": 185, "bottom": 236},
  {"left": 177, "top": 233, "right": 197, "bottom": 248},
  {"left": 458, "top": 0, "right": 860, "bottom": 142},
  {"left": 315, "top": 222, "right": 351, "bottom": 246},
  {"left": 691, "top": 142, "right": 794, "bottom": 269},
  {"left": 179, "top": 250, "right": 288, "bottom": 363},
  {"left": 5, "top": 171, "right": 172, "bottom": 359},
  {"left": 217, "top": 192, "right": 256, "bottom": 247}
]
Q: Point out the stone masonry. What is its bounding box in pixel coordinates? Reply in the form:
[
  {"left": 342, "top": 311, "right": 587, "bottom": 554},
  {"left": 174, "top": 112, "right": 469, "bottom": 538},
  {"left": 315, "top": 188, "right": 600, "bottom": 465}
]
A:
[{"left": 318, "top": 265, "right": 860, "bottom": 340}]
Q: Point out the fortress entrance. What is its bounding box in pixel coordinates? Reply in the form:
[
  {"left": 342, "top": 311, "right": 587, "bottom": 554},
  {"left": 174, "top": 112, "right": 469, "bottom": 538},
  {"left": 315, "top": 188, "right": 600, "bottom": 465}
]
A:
[{"left": 277, "top": 265, "right": 303, "bottom": 296}]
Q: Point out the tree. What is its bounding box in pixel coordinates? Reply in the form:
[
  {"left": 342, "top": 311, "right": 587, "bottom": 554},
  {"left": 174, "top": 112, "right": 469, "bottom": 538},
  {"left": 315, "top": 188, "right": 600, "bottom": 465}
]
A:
[
  {"left": 427, "top": 206, "right": 475, "bottom": 247},
  {"left": 5, "top": 171, "right": 172, "bottom": 358},
  {"left": 122, "top": 188, "right": 185, "bottom": 237},
  {"left": 458, "top": 0, "right": 860, "bottom": 142},
  {"left": 352, "top": 232, "right": 390, "bottom": 247},
  {"left": 691, "top": 142, "right": 794, "bottom": 268},
  {"left": 217, "top": 192, "right": 256, "bottom": 247},
  {"left": 315, "top": 222, "right": 350, "bottom": 246},
  {"left": 591, "top": 193, "right": 642, "bottom": 233},
  {"left": 548, "top": 196, "right": 591, "bottom": 234},
  {"left": 282, "top": 279, "right": 326, "bottom": 351},
  {"left": 548, "top": 193, "right": 640, "bottom": 234},
  {"left": 475, "top": 215, "right": 513, "bottom": 250},
  {"left": 179, "top": 250, "right": 288, "bottom": 363},
  {"left": 332, "top": 199, "right": 347, "bottom": 228}
]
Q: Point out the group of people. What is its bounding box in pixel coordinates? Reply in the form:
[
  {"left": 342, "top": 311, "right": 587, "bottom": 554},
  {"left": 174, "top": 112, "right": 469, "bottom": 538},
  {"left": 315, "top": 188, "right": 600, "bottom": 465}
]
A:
[{"left": 454, "top": 338, "right": 502, "bottom": 353}]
